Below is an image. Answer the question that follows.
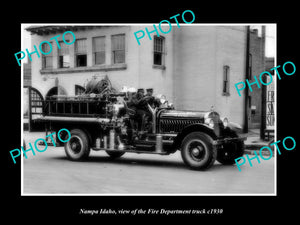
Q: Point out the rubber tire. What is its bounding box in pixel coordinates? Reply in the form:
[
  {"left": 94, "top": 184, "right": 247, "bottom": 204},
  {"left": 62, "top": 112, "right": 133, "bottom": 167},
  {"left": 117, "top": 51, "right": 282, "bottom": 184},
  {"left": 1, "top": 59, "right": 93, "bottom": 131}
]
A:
[
  {"left": 181, "top": 132, "right": 216, "bottom": 170},
  {"left": 216, "top": 133, "right": 245, "bottom": 165},
  {"left": 64, "top": 129, "right": 90, "bottom": 161},
  {"left": 105, "top": 151, "right": 125, "bottom": 159}
]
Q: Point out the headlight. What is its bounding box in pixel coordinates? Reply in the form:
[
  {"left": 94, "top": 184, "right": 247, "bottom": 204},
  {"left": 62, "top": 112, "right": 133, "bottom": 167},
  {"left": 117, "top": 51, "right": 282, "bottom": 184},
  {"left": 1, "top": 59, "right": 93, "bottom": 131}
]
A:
[
  {"left": 168, "top": 102, "right": 174, "bottom": 108},
  {"left": 222, "top": 117, "right": 229, "bottom": 127},
  {"left": 160, "top": 95, "right": 167, "bottom": 104},
  {"left": 155, "top": 94, "right": 167, "bottom": 104},
  {"left": 205, "top": 118, "right": 214, "bottom": 128}
]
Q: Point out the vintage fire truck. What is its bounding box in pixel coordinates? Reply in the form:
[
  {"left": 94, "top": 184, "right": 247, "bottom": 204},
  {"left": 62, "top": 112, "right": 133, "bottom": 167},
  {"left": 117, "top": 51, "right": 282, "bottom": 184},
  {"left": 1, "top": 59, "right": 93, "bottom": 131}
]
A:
[{"left": 36, "top": 77, "right": 246, "bottom": 170}]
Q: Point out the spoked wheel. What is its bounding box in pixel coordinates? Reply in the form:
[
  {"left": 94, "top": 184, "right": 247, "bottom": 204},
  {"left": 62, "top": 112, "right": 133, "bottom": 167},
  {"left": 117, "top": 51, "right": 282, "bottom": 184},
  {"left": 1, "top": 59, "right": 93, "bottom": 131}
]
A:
[
  {"left": 64, "top": 129, "right": 90, "bottom": 161},
  {"left": 181, "top": 132, "right": 216, "bottom": 170}
]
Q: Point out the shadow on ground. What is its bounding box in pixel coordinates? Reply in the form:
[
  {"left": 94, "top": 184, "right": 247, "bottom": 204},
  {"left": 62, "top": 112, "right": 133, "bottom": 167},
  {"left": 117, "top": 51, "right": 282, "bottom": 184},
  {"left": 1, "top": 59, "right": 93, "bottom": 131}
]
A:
[{"left": 50, "top": 154, "right": 235, "bottom": 172}]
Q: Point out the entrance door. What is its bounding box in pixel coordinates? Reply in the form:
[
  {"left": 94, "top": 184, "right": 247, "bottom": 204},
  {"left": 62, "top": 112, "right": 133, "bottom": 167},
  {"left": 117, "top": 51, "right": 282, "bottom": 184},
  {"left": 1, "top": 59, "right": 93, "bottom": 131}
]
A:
[{"left": 28, "top": 87, "right": 44, "bottom": 131}]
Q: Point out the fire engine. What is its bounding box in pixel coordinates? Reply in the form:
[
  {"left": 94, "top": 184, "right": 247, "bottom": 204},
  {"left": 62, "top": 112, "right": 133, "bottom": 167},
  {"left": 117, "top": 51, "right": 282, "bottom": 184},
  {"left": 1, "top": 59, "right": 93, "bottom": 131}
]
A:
[{"left": 36, "top": 76, "right": 246, "bottom": 170}]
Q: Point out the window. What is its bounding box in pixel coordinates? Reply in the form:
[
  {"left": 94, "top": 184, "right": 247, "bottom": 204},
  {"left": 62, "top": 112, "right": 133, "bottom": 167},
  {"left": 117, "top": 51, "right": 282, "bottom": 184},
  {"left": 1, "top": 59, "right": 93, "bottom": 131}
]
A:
[
  {"left": 111, "top": 34, "right": 125, "bottom": 64},
  {"left": 58, "top": 41, "right": 70, "bottom": 68},
  {"left": 93, "top": 36, "right": 105, "bottom": 65},
  {"left": 75, "top": 85, "right": 85, "bottom": 95},
  {"left": 41, "top": 42, "right": 52, "bottom": 69},
  {"left": 153, "top": 36, "right": 165, "bottom": 66},
  {"left": 223, "top": 65, "right": 230, "bottom": 95},
  {"left": 75, "top": 39, "right": 87, "bottom": 67}
]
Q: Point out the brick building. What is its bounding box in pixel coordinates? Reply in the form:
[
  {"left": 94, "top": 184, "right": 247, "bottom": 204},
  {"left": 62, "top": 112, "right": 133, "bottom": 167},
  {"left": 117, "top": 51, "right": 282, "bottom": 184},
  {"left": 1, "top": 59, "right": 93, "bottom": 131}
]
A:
[
  {"left": 25, "top": 25, "right": 267, "bottom": 131},
  {"left": 247, "top": 28, "right": 265, "bottom": 128}
]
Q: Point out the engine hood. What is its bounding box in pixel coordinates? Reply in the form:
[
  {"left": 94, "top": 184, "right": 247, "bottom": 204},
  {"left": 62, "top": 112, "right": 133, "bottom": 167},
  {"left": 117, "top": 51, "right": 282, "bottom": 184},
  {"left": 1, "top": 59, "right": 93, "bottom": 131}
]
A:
[{"left": 159, "top": 110, "right": 219, "bottom": 119}]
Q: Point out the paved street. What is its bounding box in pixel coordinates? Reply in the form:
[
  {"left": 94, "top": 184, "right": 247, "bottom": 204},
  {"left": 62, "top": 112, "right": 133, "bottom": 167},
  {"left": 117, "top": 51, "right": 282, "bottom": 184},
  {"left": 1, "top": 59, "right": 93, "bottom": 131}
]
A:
[{"left": 22, "top": 131, "right": 275, "bottom": 195}]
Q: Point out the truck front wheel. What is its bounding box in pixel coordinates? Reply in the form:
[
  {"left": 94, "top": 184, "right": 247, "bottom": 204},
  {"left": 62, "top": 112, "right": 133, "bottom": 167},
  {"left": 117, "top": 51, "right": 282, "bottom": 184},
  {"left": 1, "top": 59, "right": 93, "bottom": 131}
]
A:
[
  {"left": 64, "top": 129, "right": 90, "bottom": 161},
  {"left": 181, "top": 132, "right": 216, "bottom": 170}
]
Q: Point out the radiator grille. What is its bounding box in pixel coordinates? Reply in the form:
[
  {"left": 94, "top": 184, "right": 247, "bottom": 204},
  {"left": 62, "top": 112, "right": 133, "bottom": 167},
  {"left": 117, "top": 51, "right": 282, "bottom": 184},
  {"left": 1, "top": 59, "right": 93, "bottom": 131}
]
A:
[{"left": 159, "top": 119, "right": 203, "bottom": 133}]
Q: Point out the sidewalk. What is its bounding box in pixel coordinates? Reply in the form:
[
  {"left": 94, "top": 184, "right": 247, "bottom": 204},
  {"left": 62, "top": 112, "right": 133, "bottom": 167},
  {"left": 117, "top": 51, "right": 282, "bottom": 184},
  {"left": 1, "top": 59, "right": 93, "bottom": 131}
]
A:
[{"left": 243, "top": 129, "right": 274, "bottom": 156}]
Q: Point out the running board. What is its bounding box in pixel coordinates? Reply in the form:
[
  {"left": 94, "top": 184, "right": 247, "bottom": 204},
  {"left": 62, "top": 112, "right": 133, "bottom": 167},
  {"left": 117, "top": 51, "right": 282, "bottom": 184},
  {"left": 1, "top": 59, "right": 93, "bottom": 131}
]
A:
[{"left": 92, "top": 148, "right": 170, "bottom": 155}]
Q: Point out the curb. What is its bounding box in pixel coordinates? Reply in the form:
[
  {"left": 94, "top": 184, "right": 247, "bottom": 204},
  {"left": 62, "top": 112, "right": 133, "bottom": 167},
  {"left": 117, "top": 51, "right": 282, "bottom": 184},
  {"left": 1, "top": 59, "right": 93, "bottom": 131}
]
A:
[
  {"left": 245, "top": 144, "right": 267, "bottom": 150},
  {"left": 244, "top": 149, "right": 273, "bottom": 157},
  {"left": 245, "top": 143, "right": 274, "bottom": 157},
  {"left": 244, "top": 144, "right": 274, "bottom": 157}
]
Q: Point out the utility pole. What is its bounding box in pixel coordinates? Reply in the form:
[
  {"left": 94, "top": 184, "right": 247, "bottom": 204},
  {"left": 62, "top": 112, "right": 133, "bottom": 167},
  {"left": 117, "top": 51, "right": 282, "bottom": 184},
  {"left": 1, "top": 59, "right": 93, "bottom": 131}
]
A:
[{"left": 243, "top": 26, "right": 250, "bottom": 133}]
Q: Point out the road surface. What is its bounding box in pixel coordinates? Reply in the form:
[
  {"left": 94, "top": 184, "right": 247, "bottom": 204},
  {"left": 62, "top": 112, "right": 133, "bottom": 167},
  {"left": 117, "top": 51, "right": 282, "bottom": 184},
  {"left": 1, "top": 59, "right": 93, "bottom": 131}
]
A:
[{"left": 22, "top": 131, "right": 275, "bottom": 195}]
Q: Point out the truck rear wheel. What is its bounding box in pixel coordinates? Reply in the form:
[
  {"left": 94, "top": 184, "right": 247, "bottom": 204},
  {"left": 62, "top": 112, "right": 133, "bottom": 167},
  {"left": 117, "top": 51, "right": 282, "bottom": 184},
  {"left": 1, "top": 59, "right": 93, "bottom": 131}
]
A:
[
  {"left": 64, "top": 129, "right": 90, "bottom": 161},
  {"left": 181, "top": 132, "right": 216, "bottom": 170}
]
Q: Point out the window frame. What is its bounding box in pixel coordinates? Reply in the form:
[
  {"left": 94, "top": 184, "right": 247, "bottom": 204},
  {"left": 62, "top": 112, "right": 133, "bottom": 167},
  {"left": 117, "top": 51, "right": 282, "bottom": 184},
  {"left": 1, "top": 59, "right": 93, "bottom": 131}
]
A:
[
  {"left": 75, "top": 38, "right": 87, "bottom": 67},
  {"left": 93, "top": 36, "right": 106, "bottom": 65},
  {"left": 41, "top": 42, "right": 53, "bottom": 69},
  {"left": 58, "top": 40, "right": 70, "bottom": 68},
  {"left": 153, "top": 35, "right": 166, "bottom": 68},
  {"left": 222, "top": 65, "right": 230, "bottom": 96},
  {"left": 111, "top": 34, "right": 125, "bottom": 64}
]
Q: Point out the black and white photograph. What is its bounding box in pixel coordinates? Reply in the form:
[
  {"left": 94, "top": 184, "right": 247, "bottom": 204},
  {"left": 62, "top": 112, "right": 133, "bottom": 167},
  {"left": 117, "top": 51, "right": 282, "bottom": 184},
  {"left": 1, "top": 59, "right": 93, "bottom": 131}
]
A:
[
  {"left": 21, "top": 23, "right": 276, "bottom": 195},
  {"left": 4, "top": 5, "right": 298, "bottom": 221}
]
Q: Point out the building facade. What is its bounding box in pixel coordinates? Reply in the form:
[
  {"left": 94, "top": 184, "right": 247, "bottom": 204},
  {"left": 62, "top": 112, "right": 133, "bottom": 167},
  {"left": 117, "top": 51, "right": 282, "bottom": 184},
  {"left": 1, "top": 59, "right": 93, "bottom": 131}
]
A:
[
  {"left": 265, "top": 57, "right": 275, "bottom": 131},
  {"left": 26, "top": 25, "right": 266, "bottom": 130}
]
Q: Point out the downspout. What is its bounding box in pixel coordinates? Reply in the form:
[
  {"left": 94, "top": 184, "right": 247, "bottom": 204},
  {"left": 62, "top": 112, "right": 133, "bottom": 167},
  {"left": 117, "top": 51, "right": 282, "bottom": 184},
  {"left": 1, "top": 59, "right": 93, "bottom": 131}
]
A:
[{"left": 243, "top": 26, "right": 250, "bottom": 133}]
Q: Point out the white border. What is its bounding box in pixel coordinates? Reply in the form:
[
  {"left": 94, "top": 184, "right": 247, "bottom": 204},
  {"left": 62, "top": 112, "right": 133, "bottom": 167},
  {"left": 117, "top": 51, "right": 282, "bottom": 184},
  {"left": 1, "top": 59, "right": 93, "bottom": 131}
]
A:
[{"left": 21, "top": 23, "right": 277, "bottom": 196}]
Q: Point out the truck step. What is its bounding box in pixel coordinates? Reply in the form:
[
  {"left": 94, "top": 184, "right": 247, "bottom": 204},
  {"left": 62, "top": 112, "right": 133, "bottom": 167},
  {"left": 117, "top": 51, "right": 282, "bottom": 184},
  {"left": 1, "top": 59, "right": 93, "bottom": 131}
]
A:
[
  {"left": 92, "top": 148, "right": 169, "bottom": 155},
  {"left": 134, "top": 139, "right": 173, "bottom": 145}
]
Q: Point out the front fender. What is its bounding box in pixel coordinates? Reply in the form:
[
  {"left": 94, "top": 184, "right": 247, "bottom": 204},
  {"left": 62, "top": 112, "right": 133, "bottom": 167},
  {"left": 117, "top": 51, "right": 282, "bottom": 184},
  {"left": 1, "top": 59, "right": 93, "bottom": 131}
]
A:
[
  {"left": 227, "top": 121, "right": 243, "bottom": 134},
  {"left": 172, "top": 123, "right": 218, "bottom": 150}
]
